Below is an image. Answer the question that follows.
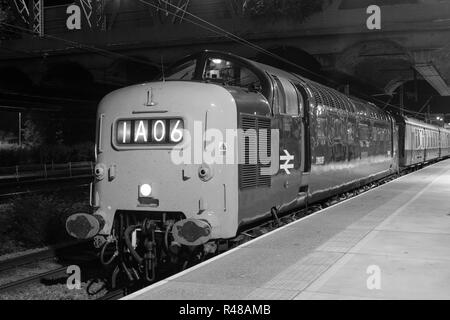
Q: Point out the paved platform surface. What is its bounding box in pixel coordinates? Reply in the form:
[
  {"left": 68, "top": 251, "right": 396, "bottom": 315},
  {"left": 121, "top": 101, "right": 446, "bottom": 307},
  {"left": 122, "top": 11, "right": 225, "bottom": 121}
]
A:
[{"left": 125, "top": 159, "right": 450, "bottom": 300}]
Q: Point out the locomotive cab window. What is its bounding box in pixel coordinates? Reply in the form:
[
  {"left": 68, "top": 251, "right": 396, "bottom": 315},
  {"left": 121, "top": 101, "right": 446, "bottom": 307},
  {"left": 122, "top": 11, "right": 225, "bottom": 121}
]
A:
[
  {"left": 165, "top": 59, "right": 197, "bottom": 81},
  {"left": 203, "top": 58, "right": 261, "bottom": 90}
]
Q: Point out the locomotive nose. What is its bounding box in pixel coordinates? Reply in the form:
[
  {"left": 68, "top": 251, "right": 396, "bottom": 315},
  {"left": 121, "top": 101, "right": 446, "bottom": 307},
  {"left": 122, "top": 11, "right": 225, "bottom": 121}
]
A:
[{"left": 68, "top": 81, "right": 240, "bottom": 242}]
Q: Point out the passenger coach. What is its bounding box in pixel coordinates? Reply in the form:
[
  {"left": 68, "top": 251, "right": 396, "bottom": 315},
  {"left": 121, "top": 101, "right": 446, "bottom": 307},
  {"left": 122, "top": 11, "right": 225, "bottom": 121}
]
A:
[{"left": 396, "top": 116, "right": 450, "bottom": 167}]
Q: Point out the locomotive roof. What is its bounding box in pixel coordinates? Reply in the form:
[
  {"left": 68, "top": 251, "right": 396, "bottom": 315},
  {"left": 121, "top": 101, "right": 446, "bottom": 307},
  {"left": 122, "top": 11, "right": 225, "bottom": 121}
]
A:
[
  {"left": 247, "top": 56, "right": 389, "bottom": 121},
  {"left": 168, "top": 50, "right": 390, "bottom": 121}
]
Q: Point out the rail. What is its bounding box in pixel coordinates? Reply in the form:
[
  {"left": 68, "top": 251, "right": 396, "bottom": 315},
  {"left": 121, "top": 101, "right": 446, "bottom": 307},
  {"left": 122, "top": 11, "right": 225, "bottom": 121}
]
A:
[
  {"left": 0, "top": 241, "right": 95, "bottom": 296},
  {"left": 0, "top": 161, "right": 94, "bottom": 184}
]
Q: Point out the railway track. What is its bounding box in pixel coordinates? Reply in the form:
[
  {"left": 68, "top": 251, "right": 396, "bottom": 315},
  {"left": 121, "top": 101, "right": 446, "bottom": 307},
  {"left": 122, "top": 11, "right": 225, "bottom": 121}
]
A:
[
  {"left": 0, "top": 241, "right": 98, "bottom": 297},
  {"left": 0, "top": 266, "right": 68, "bottom": 295},
  {"left": 0, "top": 241, "right": 91, "bottom": 273}
]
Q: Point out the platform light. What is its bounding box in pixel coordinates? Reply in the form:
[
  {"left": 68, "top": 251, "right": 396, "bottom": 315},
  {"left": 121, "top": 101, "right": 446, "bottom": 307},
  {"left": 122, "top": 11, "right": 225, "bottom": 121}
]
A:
[{"left": 139, "top": 184, "right": 152, "bottom": 197}]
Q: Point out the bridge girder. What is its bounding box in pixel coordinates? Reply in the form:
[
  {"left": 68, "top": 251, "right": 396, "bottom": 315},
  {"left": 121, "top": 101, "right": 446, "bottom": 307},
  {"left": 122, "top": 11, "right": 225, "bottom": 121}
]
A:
[{"left": 12, "top": 0, "right": 43, "bottom": 36}]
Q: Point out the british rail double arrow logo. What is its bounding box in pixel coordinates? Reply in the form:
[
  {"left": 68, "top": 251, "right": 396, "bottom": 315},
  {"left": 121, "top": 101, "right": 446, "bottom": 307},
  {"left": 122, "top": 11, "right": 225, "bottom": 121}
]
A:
[{"left": 280, "top": 150, "right": 294, "bottom": 174}]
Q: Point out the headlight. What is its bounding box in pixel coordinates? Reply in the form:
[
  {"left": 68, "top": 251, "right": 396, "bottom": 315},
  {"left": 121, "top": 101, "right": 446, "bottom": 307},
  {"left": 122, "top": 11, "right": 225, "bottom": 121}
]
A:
[{"left": 139, "top": 184, "right": 152, "bottom": 197}]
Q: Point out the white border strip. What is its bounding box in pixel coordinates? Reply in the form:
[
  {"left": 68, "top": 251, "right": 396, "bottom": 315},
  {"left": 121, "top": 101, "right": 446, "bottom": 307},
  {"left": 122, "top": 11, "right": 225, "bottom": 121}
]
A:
[{"left": 122, "top": 160, "right": 449, "bottom": 300}]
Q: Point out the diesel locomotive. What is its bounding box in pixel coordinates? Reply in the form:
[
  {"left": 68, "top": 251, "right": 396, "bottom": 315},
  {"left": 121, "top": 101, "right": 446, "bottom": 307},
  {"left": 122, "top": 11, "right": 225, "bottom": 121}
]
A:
[{"left": 66, "top": 50, "right": 450, "bottom": 285}]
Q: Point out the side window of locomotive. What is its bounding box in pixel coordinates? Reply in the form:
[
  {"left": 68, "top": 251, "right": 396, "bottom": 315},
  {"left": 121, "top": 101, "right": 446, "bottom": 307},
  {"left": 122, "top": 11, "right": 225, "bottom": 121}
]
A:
[
  {"left": 165, "top": 59, "right": 197, "bottom": 80},
  {"left": 347, "top": 122, "right": 355, "bottom": 142},
  {"left": 271, "top": 76, "right": 286, "bottom": 114},
  {"left": 317, "top": 117, "right": 327, "bottom": 139},
  {"left": 203, "top": 58, "right": 260, "bottom": 89},
  {"left": 358, "top": 123, "right": 369, "bottom": 140},
  {"left": 278, "top": 77, "right": 300, "bottom": 116},
  {"left": 293, "top": 83, "right": 307, "bottom": 117}
]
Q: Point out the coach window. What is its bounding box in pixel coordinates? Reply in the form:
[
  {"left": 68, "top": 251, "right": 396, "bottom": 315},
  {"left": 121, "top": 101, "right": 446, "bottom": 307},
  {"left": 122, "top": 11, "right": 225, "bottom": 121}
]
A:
[
  {"left": 418, "top": 130, "right": 420, "bottom": 148},
  {"left": 416, "top": 130, "right": 419, "bottom": 148}
]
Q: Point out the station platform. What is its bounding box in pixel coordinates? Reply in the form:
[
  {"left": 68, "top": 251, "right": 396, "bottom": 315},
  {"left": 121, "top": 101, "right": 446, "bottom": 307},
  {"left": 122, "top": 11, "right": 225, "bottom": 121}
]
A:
[{"left": 125, "top": 159, "right": 450, "bottom": 300}]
